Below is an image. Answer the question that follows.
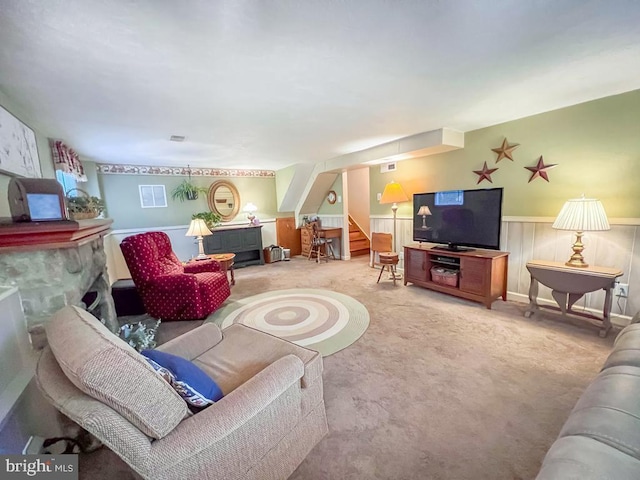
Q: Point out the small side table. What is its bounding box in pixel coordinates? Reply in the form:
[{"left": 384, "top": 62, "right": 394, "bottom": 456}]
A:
[
  {"left": 525, "top": 259, "right": 623, "bottom": 337},
  {"left": 209, "top": 253, "right": 236, "bottom": 286},
  {"left": 189, "top": 253, "right": 236, "bottom": 286}
]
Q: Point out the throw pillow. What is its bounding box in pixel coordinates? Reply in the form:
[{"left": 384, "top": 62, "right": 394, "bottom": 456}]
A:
[{"left": 141, "top": 349, "right": 224, "bottom": 408}]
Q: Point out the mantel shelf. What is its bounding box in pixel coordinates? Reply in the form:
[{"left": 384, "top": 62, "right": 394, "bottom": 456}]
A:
[{"left": 0, "top": 218, "right": 113, "bottom": 253}]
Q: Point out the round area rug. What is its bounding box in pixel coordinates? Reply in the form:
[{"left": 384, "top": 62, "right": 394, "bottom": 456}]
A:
[{"left": 205, "top": 289, "right": 369, "bottom": 356}]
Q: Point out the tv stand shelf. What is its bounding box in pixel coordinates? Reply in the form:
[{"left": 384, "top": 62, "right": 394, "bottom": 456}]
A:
[{"left": 404, "top": 243, "right": 509, "bottom": 309}]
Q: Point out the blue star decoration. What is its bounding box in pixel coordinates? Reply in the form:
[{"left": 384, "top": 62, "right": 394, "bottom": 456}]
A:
[
  {"left": 525, "top": 156, "right": 557, "bottom": 182},
  {"left": 473, "top": 161, "right": 499, "bottom": 184}
]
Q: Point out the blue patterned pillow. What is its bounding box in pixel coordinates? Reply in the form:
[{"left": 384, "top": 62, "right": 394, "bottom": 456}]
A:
[{"left": 141, "top": 350, "right": 223, "bottom": 408}]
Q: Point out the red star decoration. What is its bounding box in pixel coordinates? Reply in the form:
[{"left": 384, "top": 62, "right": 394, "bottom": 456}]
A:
[
  {"left": 491, "top": 138, "right": 519, "bottom": 163},
  {"left": 473, "top": 161, "right": 499, "bottom": 184},
  {"left": 525, "top": 156, "right": 557, "bottom": 182}
]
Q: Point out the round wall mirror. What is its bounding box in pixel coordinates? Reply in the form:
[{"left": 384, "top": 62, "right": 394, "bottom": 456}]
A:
[{"left": 207, "top": 181, "right": 240, "bottom": 222}]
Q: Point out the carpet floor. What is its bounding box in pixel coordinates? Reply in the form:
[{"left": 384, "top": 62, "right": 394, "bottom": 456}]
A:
[{"left": 79, "top": 256, "right": 616, "bottom": 479}]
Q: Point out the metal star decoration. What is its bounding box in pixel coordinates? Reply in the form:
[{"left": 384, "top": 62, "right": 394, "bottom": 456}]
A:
[
  {"left": 491, "top": 138, "right": 519, "bottom": 163},
  {"left": 473, "top": 161, "right": 499, "bottom": 184},
  {"left": 525, "top": 156, "right": 557, "bottom": 183}
]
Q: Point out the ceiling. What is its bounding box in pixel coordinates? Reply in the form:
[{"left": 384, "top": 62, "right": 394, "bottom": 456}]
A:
[{"left": 1, "top": 0, "right": 640, "bottom": 172}]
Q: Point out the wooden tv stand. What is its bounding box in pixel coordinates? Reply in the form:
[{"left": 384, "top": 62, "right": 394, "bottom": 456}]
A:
[{"left": 404, "top": 243, "right": 509, "bottom": 309}]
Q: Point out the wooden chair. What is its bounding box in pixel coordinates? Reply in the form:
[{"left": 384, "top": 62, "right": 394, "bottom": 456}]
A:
[
  {"left": 370, "top": 232, "right": 393, "bottom": 267},
  {"left": 307, "top": 223, "right": 329, "bottom": 263},
  {"left": 371, "top": 232, "right": 399, "bottom": 285}
]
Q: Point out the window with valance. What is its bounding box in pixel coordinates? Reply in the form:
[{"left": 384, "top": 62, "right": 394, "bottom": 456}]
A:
[{"left": 50, "top": 139, "right": 87, "bottom": 182}]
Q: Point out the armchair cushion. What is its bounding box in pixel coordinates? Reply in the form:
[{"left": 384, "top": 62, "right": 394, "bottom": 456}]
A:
[
  {"left": 142, "top": 349, "right": 224, "bottom": 408},
  {"left": 45, "top": 305, "right": 187, "bottom": 439}
]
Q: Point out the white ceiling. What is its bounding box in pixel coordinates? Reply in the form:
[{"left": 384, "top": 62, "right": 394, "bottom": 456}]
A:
[{"left": 1, "top": 0, "right": 640, "bottom": 171}]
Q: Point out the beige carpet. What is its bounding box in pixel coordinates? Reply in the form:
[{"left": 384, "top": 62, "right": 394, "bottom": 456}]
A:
[{"left": 79, "top": 256, "right": 616, "bottom": 479}]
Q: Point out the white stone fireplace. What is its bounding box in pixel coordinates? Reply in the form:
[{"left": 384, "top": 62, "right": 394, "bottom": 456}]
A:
[{"left": 0, "top": 219, "right": 117, "bottom": 349}]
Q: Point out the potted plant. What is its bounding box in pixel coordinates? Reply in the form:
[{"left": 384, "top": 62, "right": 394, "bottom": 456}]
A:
[
  {"left": 171, "top": 180, "right": 208, "bottom": 202},
  {"left": 65, "top": 188, "right": 106, "bottom": 220},
  {"left": 192, "top": 211, "right": 222, "bottom": 230}
]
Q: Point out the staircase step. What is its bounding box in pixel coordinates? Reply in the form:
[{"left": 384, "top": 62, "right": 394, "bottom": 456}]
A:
[
  {"left": 350, "top": 238, "right": 370, "bottom": 250},
  {"left": 350, "top": 248, "right": 370, "bottom": 257}
]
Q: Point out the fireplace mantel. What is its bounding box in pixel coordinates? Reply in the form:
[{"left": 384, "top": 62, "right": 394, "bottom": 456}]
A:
[{"left": 0, "top": 218, "right": 113, "bottom": 252}]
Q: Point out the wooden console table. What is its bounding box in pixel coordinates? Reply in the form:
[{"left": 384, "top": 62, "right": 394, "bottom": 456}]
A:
[
  {"left": 203, "top": 225, "right": 264, "bottom": 268},
  {"left": 525, "top": 260, "right": 623, "bottom": 337}
]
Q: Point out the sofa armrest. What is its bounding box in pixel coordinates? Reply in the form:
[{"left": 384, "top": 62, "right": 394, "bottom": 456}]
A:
[
  {"left": 184, "top": 259, "right": 222, "bottom": 274},
  {"left": 150, "top": 354, "right": 304, "bottom": 459},
  {"left": 156, "top": 323, "right": 224, "bottom": 361}
]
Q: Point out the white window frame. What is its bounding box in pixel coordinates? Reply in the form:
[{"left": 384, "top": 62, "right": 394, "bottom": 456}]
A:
[{"left": 139, "top": 185, "right": 167, "bottom": 208}]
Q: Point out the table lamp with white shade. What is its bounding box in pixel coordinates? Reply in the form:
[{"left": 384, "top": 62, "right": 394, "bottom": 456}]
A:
[
  {"left": 552, "top": 195, "right": 610, "bottom": 268},
  {"left": 186, "top": 218, "right": 213, "bottom": 260},
  {"left": 244, "top": 202, "right": 258, "bottom": 224}
]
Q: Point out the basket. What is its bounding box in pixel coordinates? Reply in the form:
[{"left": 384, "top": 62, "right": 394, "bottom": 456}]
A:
[
  {"left": 430, "top": 266, "right": 459, "bottom": 287},
  {"left": 66, "top": 188, "right": 103, "bottom": 220}
]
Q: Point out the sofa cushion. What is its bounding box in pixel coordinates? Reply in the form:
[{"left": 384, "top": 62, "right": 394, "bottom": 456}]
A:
[
  {"left": 142, "top": 349, "right": 224, "bottom": 408},
  {"left": 537, "top": 435, "right": 640, "bottom": 480},
  {"left": 602, "top": 324, "right": 640, "bottom": 370},
  {"left": 557, "top": 365, "right": 640, "bottom": 461},
  {"left": 45, "top": 305, "right": 187, "bottom": 439},
  {"left": 193, "top": 324, "right": 323, "bottom": 393}
]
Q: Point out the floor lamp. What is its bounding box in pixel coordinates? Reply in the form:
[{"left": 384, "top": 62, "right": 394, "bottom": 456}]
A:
[{"left": 379, "top": 180, "right": 409, "bottom": 254}]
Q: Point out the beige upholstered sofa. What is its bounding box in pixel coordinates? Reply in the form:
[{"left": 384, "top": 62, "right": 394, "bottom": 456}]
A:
[{"left": 36, "top": 306, "right": 328, "bottom": 480}]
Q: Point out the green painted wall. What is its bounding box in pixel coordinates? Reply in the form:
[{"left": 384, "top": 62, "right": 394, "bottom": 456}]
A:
[
  {"left": 318, "top": 175, "right": 343, "bottom": 214},
  {"left": 0, "top": 90, "right": 55, "bottom": 218},
  {"left": 99, "top": 173, "right": 278, "bottom": 229},
  {"left": 275, "top": 164, "right": 296, "bottom": 210},
  {"left": 370, "top": 89, "right": 640, "bottom": 219}
]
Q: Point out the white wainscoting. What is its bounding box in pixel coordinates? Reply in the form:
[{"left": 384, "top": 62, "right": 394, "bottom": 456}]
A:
[
  {"left": 371, "top": 216, "right": 639, "bottom": 323},
  {"left": 105, "top": 219, "right": 277, "bottom": 285}
]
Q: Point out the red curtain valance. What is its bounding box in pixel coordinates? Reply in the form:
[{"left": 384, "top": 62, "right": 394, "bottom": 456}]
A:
[{"left": 50, "top": 139, "right": 87, "bottom": 181}]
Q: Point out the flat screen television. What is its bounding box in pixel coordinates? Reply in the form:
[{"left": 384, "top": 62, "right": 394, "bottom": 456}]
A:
[{"left": 413, "top": 187, "right": 503, "bottom": 251}]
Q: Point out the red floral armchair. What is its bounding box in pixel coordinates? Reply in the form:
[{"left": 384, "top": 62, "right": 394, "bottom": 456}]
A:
[{"left": 120, "top": 232, "right": 230, "bottom": 321}]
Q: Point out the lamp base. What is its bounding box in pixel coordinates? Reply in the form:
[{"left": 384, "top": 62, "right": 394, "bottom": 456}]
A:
[
  {"left": 195, "top": 253, "right": 209, "bottom": 261},
  {"left": 565, "top": 257, "right": 589, "bottom": 268},
  {"left": 565, "top": 231, "right": 588, "bottom": 268}
]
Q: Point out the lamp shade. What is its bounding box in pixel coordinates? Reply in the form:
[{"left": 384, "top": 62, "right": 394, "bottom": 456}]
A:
[
  {"left": 552, "top": 196, "right": 610, "bottom": 232},
  {"left": 380, "top": 181, "right": 409, "bottom": 204},
  {"left": 185, "top": 218, "right": 212, "bottom": 237},
  {"left": 417, "top": 205, "right": 432, "bottom": 216},
  {"left": 243, "top": 202, "right": 258, "bottom": 213}
]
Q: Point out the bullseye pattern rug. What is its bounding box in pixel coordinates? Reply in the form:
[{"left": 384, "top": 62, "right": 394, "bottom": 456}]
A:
[{"left": 205, "top": 288, "right": 369, "bottom": 356}]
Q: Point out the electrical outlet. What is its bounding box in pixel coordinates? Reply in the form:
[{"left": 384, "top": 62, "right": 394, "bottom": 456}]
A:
[{"left": 614, "top": 283, "right": 629, "bottom": 298}]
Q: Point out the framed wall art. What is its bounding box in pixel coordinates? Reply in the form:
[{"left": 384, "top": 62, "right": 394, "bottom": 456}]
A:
[{"left": 0, "top": 104, "right": 41, "bottom": 178}]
